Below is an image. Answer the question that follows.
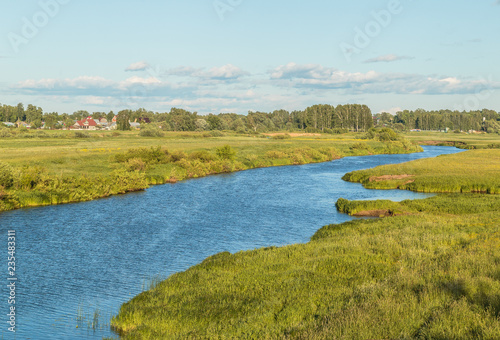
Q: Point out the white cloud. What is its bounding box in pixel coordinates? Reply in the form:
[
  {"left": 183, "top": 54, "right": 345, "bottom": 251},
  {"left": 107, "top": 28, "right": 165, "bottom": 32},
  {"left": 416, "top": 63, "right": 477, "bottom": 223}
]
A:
[
  {"left": 200, "top": 64, "right": 248, "bottom": 80},
  {"left": 269, "top": 63, "right": 500, "bottom": 95},
  {"left": 125, "top": 61, "right": 150, "bottom": 72},
  {"left": 363, "top": 54, "right": 414, "bottom": 63}
]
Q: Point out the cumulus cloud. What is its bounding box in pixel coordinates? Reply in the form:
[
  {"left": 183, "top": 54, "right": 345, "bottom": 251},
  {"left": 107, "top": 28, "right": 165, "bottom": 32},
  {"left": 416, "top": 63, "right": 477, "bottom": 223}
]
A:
[
  {"left": 269, "top": 63, "right": 500, "bottom": 95},
  {"left": 125, "top": 61, "right": 150, "bottom": 72},
  {"left": 363, "top": 54, "right": 414, "bottom": 63},
  {"left": 200, "top": 64, "right": 248, "bottom": 80},
  {"left": 166, "top": 64, "right": 248, "bottom": 81}
]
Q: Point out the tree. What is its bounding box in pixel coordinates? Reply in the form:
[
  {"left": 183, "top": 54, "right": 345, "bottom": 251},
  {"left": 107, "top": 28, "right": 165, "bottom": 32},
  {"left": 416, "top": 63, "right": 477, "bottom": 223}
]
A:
[
  {"left": 216, "top": 145, "right": 236, "bottom": 161},
  {"left": 207, "top": 114, "right": 223, "bottom": 130},
  {"left": 117, "top": 110, "right": 131, "bottom": 131}
]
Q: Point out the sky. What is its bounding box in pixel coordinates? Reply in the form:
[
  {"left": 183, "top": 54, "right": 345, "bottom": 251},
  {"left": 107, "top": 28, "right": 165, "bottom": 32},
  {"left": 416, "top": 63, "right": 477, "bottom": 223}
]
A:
[{"left": 1, "top": 0, "right": 499, "bottom": 115}]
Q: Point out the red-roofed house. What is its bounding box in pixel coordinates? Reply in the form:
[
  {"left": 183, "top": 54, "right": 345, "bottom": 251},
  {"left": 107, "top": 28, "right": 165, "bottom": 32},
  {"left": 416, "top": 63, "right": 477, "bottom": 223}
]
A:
[{"left": 73, "top": 116, "right": 98, "bottom": 130}]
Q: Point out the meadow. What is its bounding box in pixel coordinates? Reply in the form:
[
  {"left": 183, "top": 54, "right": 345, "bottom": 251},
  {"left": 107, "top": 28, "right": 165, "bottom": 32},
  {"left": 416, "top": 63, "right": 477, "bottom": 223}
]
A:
[
  {"left": 0, "top": 129, "right": 421, "bottom": 213},
  {"left": 110, "top": 149, "right": 500, "bottom": 339}
]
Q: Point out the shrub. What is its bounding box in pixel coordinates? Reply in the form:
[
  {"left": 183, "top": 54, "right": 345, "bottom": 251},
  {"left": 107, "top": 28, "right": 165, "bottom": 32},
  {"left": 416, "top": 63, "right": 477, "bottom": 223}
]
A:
[
  {"left": 0, "top": 162, "right": 14, "bottom": 188},
  {"left": 188, "top": 150, "right": 216, "bottom": 162},
  {"left": 139, "top": 127, "right": 165, "bottom": 137},
  {"left": 271, "top": 134, "right": 291, "bottom": 140},
  {"left": 74, "top": 131, "right": 91, "bottom": 138},
  {"left": 126, "top": 158, "right": 147, "bottom": 172},
  {"left": 14, "top": 166, "right": 48, "bottom": 190},
  {"left": 377, "top": 128, "right": 400, "bottom": 141},
  {"left": 115, "top": 147, "right": 170, "bottom": 165},
  {"left": 169, "top": 151, "right": 187, "bottom": 162},
  {"left": 331, "top": 128, "right": 348, "bottom": 134},
  {"left": 216, "top": 145, "right": 236, "bottom": 161}
]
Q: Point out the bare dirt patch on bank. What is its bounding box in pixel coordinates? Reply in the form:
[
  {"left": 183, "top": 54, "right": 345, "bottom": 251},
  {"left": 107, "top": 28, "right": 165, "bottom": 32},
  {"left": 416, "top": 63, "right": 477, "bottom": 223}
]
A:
[{"left": 369, "top": 174, "right": 414, "bottom": 182}]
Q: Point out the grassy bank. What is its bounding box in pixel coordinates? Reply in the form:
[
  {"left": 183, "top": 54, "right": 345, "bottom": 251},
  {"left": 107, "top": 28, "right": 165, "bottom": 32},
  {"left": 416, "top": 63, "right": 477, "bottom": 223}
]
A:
[
  {"left": 403, "top": 131, "right": 500, "bottom": 149},
  {"left": 0, "top": 130, "right": 421, "bottom": 213},
  {"left": 111, "top": 149, "right": 500, "bottom": 339},
  {"left": 342, "top": 149, "right": 500, "bottom": 193}
]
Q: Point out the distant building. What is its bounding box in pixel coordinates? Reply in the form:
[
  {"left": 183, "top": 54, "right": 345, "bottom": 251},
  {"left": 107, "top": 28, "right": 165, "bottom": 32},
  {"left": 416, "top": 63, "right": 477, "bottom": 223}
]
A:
[
  {"left": 73, "top": 116, "right": 98, "bottom": 130},
  {"left": 129, "top": 122, "right": 141, "bottom": 129},
  {"left": 2, "top": 122, "right": 15, "bottom": 127}
]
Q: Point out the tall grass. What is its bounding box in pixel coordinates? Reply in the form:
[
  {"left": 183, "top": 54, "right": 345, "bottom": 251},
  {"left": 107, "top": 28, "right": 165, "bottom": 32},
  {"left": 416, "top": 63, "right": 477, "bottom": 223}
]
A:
[{"left": 343, "top": 150, "right": 500, "bottom": 194}]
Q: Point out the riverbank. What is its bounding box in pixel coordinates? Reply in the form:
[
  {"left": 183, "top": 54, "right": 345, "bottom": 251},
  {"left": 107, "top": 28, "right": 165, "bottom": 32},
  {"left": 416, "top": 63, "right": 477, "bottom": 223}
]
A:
[
  {"left": 111, "top": 149, "right": 500, "bottom": 339},
  {"left": 0, "top": 129, "right": 422, "bottom": 213}
]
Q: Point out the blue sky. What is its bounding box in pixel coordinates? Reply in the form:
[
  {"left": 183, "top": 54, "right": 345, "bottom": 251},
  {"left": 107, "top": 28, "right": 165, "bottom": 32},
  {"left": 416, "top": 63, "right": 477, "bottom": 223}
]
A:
[{"left": 1, "top": 0, "right": 499, "bottom": 115}]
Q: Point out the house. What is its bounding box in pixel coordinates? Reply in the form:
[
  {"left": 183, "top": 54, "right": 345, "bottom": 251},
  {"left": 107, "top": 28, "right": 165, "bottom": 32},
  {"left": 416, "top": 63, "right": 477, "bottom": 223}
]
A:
[
  {"left": 73, "top": 116, "right": 98, "bottom": 130},
  {"left": 2, "top": 122, "right": 15, "bottom": 127},
  {"left": 129, "top": 122, "right": 141, "bottom": 129},
  {"left": 16, "top": 120, "right": 30, "bottom": 128}
]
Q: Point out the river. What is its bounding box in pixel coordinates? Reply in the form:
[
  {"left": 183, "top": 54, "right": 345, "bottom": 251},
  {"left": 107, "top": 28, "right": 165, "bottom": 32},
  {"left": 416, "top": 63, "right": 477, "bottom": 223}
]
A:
[{"left": 0, "top": 146, "right": 463, "bottom": 339}]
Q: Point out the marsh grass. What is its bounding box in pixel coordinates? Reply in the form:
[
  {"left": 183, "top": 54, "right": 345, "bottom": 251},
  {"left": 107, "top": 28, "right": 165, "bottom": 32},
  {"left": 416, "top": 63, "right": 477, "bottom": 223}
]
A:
[
  {"left": 76, "top": 302, "right": 112, "bottom": 332},
  {"left": 342, "top": 150, "right": 500, "bottom": 194}
]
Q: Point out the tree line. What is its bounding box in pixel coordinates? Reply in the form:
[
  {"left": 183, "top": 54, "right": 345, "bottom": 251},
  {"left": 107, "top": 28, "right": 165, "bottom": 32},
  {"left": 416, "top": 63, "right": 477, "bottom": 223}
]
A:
[
  {"left": 375, "top": 109, "right": 500, "bottom": 133},
  {"left": 2, "top": 102, "right": 499, "bottom": 133}
]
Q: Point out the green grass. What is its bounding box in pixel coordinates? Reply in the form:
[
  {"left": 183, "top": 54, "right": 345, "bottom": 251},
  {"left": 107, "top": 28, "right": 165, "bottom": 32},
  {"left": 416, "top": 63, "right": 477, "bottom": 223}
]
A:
[
  {"left": 0, "top": 130, "right": 423, "bottom": 213},
  {"left": 110, "top": 137, "right": 500, "bottom": 339},
  {"left": 403, "top": 131, "right": 500, "bottom": 149},
  {"left": 342, "top": 150, "right": 500, "bottom": 193}
]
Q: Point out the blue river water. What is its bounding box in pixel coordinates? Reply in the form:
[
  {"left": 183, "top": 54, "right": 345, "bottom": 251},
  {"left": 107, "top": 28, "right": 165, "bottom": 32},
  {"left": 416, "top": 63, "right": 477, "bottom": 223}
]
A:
[{"left": 0, "top": 146, "right": 463, "bottom": 339}]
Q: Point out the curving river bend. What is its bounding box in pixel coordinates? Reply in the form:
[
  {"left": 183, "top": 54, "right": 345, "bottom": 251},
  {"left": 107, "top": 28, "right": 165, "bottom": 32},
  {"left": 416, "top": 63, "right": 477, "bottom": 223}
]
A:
[{"left": 0, "top": 146, "right": 463, "bottom": 339}]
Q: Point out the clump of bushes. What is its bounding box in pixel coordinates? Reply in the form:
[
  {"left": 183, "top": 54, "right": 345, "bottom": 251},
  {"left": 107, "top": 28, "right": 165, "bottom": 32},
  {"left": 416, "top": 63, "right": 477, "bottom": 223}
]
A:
[
  {"left": 188, "top": 150, "right": 216, "bottom": 162},
  {"left": 0, "top": 162, "right": 14, "bottom": 188},
  {"left": 125, "top": 158, "right": 147, "bottom": 172},
  {"left": 216, "top": 145, "right": 236, "bottom": 161},
  {"left": 139, "top": 126, "right": 165, "bottom": 137},
  {"left": 210, "top": 130, "right": 225, "bottom": 137},
  {"left": 271, "top": 134, "right": 291, "bottom": 140},
  {"left": 115, "top": 146, "right": 170, "bottom": 165},
  {"left": 362, "top": 127, "right": 400, "bottom": 141},
  {"left": 74, "top": 131, "right": 91, "bottom": 138}
]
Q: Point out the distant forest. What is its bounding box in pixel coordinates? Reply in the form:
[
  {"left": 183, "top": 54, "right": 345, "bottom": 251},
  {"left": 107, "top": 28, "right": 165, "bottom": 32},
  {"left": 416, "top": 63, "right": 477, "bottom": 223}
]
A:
[{"left": 1, "top": 102, "right": 499, "bottom": 133}]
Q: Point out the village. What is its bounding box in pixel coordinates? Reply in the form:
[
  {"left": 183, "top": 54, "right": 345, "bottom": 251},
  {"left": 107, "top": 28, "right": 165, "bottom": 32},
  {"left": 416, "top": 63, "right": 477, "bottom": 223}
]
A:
[{"left": 1, "top": 116, "right": 143, "bottom": 130}]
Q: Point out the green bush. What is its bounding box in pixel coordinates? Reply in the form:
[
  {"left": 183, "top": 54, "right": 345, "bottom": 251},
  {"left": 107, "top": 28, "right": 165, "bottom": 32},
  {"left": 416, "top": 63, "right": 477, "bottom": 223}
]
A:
[
  {"left": 139, "top": 126, "right": 165, "bottom": 137},
  {"left": 0, "top": 162, "right": 14, "bottom": 188},
  {"left": 115, "top": 147, "right": 170, "bottom": 165},
  {"left": 125, "top": 158, "right": 147, "bottom": 172},
  {"left": 74, "top": 131, "right": 91, "bottom": 138},
  {"left": 216, "top": 145, "right": 236, "bottom": 161}
]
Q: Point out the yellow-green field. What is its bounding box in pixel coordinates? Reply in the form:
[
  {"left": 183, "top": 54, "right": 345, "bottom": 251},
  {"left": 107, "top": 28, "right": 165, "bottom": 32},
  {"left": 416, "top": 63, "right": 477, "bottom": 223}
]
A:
[{"left": 0, "top": 129, "right": 421, "bottom": 212}]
